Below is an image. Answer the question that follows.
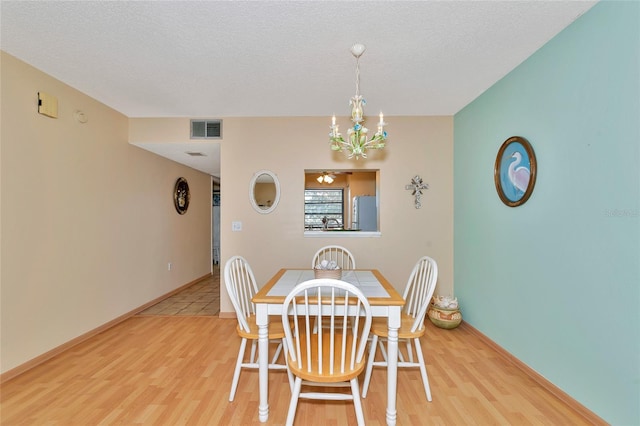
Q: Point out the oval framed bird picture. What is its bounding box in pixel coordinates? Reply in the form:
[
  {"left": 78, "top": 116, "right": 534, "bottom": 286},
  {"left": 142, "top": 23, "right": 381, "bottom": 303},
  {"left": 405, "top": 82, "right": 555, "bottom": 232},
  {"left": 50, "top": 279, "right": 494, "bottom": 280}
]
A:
[{"left": 494, "top": 136, "right": 537, "bottom": 207}]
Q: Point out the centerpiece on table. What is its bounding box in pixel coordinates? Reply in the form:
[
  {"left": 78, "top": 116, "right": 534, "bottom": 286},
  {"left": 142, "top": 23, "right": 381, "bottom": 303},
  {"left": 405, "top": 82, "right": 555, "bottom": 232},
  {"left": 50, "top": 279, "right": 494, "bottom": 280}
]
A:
[
  {"left": 428, "top": 295, "right": 462, "bottom": 329},
  {"left": 314, "top": 259, "right": 342, "bottom": 279}
]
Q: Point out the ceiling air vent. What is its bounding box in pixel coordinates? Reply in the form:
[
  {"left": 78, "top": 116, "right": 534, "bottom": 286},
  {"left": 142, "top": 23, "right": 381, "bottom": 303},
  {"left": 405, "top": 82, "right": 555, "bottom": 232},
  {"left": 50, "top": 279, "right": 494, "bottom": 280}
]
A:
[{"left": 191, "top": 119, "right": 222, "bottom": 139}]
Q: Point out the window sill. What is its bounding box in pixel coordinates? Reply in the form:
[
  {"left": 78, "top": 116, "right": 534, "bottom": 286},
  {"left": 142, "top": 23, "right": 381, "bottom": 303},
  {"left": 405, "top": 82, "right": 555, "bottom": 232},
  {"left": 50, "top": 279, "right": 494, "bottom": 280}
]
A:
[{"left": 304, "top": 231, "right": 381, "bottom": 238}]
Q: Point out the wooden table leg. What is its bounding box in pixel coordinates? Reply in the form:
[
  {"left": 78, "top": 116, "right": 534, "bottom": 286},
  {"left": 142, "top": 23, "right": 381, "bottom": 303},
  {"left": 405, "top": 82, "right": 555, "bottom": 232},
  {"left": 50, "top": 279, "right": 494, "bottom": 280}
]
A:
[
  {"left": 386, "top": 306, "right": 401, "bottom": 426},
  {"left": 256, "top": 304, "right": 269, "bottom": 422}
]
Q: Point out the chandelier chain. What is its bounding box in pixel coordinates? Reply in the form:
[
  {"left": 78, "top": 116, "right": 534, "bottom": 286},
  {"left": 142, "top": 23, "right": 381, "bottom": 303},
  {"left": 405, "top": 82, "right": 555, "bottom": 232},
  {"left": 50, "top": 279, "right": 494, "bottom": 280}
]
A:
[{"left": 355, "top": 56, "right": 360, "bottom": 98}]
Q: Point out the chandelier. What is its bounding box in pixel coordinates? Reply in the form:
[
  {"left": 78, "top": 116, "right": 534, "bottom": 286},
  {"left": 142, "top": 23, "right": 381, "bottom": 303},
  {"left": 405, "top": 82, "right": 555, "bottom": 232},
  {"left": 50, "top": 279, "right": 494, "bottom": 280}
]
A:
[{"left": 329, "top": 43, "right": 387, "bottom": 159}]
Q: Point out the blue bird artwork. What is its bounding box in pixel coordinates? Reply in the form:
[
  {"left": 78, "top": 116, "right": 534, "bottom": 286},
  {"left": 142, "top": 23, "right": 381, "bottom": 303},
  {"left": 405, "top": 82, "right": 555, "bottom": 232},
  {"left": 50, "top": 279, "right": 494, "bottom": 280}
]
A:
[
  {"left": 508, "top": 151, "right": 530, "bottom": 193},
  {"left": 499, "top": 142, "right": 531, "bottom": 202}
]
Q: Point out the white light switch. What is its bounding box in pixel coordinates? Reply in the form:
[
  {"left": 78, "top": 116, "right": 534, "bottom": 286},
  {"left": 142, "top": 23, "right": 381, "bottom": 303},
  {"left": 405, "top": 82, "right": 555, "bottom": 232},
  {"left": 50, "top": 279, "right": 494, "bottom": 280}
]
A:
[{"left": 232, "top": 221, "right": 242, "bottom": 231}]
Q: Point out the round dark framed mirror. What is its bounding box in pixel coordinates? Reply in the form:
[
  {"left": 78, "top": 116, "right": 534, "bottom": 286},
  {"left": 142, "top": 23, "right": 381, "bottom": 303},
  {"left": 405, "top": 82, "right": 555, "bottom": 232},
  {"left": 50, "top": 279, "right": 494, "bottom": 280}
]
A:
[{"left": 174, "top": 177, "right": 190, "bottom": 214}]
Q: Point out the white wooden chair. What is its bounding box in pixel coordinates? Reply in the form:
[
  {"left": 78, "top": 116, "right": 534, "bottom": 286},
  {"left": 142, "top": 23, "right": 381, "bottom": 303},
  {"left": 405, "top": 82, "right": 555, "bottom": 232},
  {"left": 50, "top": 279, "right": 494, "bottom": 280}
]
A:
[
  {"left": 311, "top": 245, "right": 356, "bottom": 269},
  {"left": 281, "top": 279, "right": 372, "bottom": 426},
  {"left": 362, "top": 256, "right": 438, "bottom": 401},
  {"left": 224, "top": 255, "right": 290, "bottom": 401}
]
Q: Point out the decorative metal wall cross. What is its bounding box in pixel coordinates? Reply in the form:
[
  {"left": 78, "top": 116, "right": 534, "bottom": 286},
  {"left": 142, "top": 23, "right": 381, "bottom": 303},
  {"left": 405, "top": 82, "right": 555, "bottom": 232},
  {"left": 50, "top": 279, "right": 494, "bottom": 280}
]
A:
[{"left": 405, "top": 175, "right": 429, "bottom": 209}]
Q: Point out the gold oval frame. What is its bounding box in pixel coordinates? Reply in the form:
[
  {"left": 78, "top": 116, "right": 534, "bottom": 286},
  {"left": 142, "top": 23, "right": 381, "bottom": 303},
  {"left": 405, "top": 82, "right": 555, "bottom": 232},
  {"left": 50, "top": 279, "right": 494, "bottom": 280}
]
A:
[
  {"left": 173, "top": 177, "right": 190, "bottom": 215},
  {"left": 494, "top": 136, "right": 537, "bottom": 207}
]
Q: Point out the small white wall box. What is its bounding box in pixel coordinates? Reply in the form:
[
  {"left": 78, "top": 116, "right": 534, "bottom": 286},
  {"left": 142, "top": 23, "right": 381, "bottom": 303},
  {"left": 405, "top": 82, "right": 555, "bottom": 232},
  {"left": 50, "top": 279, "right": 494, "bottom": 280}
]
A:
[{"left": 38, "top": 92, "right": 58, "bottom": 118}]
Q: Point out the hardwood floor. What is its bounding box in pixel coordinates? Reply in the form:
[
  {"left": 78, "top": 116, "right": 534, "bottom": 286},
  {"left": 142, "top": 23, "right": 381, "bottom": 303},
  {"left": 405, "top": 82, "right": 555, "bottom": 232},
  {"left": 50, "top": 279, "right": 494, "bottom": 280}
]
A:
[{"left": 0, "top": 313, "right": 600, "bottom": 425}]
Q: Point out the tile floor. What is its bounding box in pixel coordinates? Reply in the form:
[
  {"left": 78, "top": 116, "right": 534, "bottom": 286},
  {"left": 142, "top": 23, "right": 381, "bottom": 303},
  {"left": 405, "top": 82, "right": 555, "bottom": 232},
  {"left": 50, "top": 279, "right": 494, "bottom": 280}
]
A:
[{"left": 137, "top": 265, "right": 220, "bottom": 316}]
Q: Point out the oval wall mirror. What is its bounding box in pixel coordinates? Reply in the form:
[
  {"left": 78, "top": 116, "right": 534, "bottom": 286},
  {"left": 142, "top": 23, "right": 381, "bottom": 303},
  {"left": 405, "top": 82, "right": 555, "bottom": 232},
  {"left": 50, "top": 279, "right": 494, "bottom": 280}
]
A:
[{"left": 249, "top": 170, "right": 280, "bottom": 214}]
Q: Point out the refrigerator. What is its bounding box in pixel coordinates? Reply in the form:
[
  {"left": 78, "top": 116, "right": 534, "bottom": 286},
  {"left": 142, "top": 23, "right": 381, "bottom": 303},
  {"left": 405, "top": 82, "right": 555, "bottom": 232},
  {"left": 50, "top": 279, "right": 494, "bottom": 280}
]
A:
[{"left": 352, "top": 196, "right": 377, "bottom": 231}]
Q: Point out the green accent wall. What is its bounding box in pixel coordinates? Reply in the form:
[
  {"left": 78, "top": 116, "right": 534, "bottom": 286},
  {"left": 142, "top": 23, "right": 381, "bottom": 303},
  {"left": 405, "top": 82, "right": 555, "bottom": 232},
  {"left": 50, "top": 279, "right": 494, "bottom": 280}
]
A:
[{"left": 454, "top": 2, "right": 639, "bottom": 424}]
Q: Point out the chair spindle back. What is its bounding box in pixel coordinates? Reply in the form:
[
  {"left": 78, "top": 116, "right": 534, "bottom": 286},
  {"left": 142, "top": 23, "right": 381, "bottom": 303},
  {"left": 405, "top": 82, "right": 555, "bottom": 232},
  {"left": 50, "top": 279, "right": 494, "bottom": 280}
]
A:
[
  {"left": 282, "top": 279, "right": 371, "bottom": 378},
  {"left": 311, "top": 245, "right": 357, "bottom": 270},
  {"left": 403, "top": 256, "right": 438, "bottom": 333},
  {"left": 224, "top": 255, "right": 259, "bottom": 333}
]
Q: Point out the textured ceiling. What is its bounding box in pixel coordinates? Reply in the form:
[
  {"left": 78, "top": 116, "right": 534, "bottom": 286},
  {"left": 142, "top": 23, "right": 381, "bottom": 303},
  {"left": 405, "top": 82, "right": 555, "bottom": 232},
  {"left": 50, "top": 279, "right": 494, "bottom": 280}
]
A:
[{"left": 1, "top": 1, "right": 597, "bottom": 176}]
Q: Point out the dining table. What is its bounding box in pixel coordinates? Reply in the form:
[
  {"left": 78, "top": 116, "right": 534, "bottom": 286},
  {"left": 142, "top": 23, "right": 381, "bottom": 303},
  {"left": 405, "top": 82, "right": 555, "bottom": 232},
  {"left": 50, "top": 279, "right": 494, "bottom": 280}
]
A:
[{"left": 252, "top": 268, "right": 405, "bottom": 426}]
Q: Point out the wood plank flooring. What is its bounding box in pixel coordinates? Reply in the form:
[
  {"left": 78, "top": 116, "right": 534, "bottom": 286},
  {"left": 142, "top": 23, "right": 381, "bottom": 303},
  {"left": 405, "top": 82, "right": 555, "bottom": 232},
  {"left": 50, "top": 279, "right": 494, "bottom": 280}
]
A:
[{"left": 0, "top": 314, "right": 599, "bottom": 425}]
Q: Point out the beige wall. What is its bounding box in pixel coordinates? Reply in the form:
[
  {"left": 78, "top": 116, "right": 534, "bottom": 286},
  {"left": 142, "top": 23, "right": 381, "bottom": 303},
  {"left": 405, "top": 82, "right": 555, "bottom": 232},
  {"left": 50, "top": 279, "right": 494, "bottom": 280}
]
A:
[
  {"left": 131, "top": 116, "right": 454, "bottom": 314},
  {"left": 0, "top": 52, "right": 212, "bottom": 374},
  {"left": 1, "top": 51, "right": 453, "bottom": 374}
]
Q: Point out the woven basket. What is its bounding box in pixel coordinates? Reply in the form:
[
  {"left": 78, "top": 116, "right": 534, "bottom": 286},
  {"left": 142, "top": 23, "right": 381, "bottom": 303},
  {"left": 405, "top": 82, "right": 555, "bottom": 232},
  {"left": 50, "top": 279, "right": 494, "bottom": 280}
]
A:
[
  {"left": 314, "top": 268, "right": 342, "bottom": 280},
  {"left": 428, "top": 304, "right": 462, "bottom": 329}
]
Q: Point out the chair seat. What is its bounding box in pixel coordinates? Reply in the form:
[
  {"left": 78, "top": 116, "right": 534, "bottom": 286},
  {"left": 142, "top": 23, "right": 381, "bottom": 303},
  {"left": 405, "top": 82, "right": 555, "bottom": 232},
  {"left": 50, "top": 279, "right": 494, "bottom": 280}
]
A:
[
  {"left": 286, "top": 330, "right": 365, "bottom": 383},
  {"left": 370, "top": 313, "right": 426, "bottom": 339},
  {"left": 237, "top": 314, "right": 286, "bottom": 340}
]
